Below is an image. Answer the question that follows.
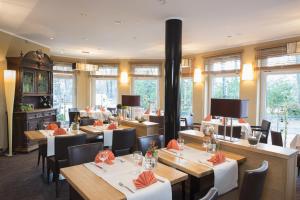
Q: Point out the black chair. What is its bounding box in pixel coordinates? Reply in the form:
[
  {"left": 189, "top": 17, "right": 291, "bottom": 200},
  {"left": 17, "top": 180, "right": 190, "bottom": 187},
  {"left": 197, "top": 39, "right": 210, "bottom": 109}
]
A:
[
  {"left": 68, "top": 108, "right": 80, "bottom": 126},
  {"left": 199, "top": 187, "right": 218, "bottom": 200},
  {"left": 68, "top": 142, "right": 103, "bottom": 166},
  {"left": 251, "top": 120, "right": 271, "bottom": 144},
  {"left": 218, "top": 126, "right": 242, "bottom": 139},
  {"left": 271, "top": 131, "right": 283, "bottom": 147},
  {"left": 180, "top": 114, "right": 201, "bottom": 131},
  {"left": 107, "top": 107, "right": 117, "bottom": 116},
  {"left": 239, "top": 161, "right": 268, "bottom": 200},
  {"left": 80, "top": 117, "right": 95, "bottom": 126},
  {"left": 112, "top": 128, "right": 136, "bottom": 156},
  {"left": 37, "top": 121, "right": 61, "bottom": 174},
  {"left": 47, "top": 134, "right": 86, "bottom": 197},
  {"left": 137, "top": 135, "right": 165, "bottom": 155}
]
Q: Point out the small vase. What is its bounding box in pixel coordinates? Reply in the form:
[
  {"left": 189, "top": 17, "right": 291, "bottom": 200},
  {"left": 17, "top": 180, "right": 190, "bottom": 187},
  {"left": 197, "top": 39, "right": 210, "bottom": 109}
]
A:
[{"left": 71, "top": 122, "right": 79, "bottom": 131}]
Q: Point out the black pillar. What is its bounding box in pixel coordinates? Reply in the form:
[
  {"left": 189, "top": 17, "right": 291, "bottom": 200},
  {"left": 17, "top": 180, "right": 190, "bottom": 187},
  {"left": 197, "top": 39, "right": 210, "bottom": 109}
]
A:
[{"left": 164, "top": 19, "right": 182, "bottom": 145}]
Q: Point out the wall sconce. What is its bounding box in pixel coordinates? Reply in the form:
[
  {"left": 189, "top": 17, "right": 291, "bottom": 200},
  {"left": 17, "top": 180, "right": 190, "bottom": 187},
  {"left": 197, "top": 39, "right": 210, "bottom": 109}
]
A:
[
  {"left": 242, "top": 64, "right": 254, "bottom": 81},
  {"left": 120, "top": 71, "right": 128, "bottom": 84},
  {"left": 194, "top": 68, "right": 202, "bottom": 83},
  {"left": 4, "top": 70, "right": 16, "bottom": 157}
]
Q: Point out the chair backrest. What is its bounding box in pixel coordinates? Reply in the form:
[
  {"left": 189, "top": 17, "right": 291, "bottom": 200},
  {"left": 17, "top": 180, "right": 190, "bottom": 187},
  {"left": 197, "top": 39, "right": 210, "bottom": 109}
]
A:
[
  {"left": 239, "top": 161, "right": 269, "bottom": 200},
  {"left": 107, "top": 107, "right": 116, "bottom": 114},
  {"left": 137, "top": 135, "right": 165, "bottom": 155},
  {"left": 69, "top": 108, "right": 80, "bottom": 126},
  {"left": 149, "top": 115, "right": 165, "bottom": 134},
  {"left": 80, "top": 118, "right": 95, "bottom": 126},
  {"left": 218, "top": 126, "right": 242, "bottom": 139},
  {"left": 271, "top": 131, "right": 283, "bottom": 147},
  {"left": 68, "top": 142, "right": 103, "bottom": 166},
  {"left": 260, "top": 120, "right": 271, "bottom": 143},
  {"left": 200, "top": 187, "right": 218, "bottom": 200},
  {"left": 55, "top": 134, "right": 86, "bottom": 161},
  {"left": 112, "top": 128, "right": 136, "bottom": 156}
]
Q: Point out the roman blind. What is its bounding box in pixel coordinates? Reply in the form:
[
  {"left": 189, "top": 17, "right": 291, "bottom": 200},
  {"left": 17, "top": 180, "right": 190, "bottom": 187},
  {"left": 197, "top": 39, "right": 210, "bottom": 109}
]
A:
[
  {"left": 204, "top": 53, "right": 241, "bottom": 73},
  {"left": 90, "top": 64, "right": 119, "bottom": 76},
  {"left": 131, "top": 63, "right": 161, "bottom": 77}
]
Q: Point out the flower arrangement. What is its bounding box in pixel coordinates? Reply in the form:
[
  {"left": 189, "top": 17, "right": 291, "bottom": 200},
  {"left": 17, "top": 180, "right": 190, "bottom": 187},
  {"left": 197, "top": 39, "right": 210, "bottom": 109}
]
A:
[{"left": 145, "top": 140, "right": 158, "bottom": 159}]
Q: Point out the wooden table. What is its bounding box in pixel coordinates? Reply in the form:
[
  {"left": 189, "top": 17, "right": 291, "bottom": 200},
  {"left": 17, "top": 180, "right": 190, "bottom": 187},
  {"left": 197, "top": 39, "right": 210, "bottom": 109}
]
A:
[
  {"left": 79, "top": 125, "right": 131, "bottom": 135},
  {"left": 61, "top": 155, "right": 188, "bottom": 200},
  {"left": 24, "top": 130, "right": 86, "bottom": 142},
  {"left": 120, "top": 120, "right": 160, "bottom": 137},
  {"left": 158, "top": 143, "right": 246, "bottom": 199},
  {"left": 179, "top": 130, "right": 298, "bottom": 200}
]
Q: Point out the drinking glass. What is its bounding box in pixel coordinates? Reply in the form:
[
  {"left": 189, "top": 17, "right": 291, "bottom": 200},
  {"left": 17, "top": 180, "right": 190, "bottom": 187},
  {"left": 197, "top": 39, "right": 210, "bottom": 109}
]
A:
[
  {"left": 99, "top": 151, "right": 109, "bottom": 167},
  {"left": 133, "top": 151, "right": 143, "bottom": 174},
  {"left": 203, "top": 137, "right": 211, "bottom": 152},
  {"left": 177, "top": 138, "right": 185, "bottom": 157}
]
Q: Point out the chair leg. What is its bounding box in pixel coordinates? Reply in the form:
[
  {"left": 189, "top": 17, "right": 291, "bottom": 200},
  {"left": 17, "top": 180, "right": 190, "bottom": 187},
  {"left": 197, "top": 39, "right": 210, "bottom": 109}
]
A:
[
  {"left": 42, "top": 156, "right": 45, "bottom": 174},
  {"left": 47, "top": 162, "right": 51, "bottom": 184},
  {"left": 37, "top": 151, "right": 41, "bottom": 166},
  {"left": 56, "top": 179, "right": 59, "bottom": 198}
]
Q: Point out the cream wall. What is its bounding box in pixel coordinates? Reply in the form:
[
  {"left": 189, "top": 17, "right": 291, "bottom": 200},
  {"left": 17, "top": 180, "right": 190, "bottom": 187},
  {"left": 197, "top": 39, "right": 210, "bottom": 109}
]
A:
[{"left": 0, "top": 31, "right": 49, "bottom": 150}]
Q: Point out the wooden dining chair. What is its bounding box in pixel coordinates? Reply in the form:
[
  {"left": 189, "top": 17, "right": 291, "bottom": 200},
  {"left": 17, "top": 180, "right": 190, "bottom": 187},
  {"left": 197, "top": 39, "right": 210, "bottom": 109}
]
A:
[
  {"left": 68, "top": 142, "right": 103, "bottom": 166},
  {"left": 251, "top": 120, "right": 271, "bottom": 144},
  {"left": 137, "top": 135, "right": 165, "bottom": 155},
  {"left": 199, "top": 187, "right": 218, "bottom": 200},
  {"left": 47, "top": 134, "right": 86, "bottom": 197},
  {"left": 112, "top": 128, "right": 136, "bottom": 156},
  {"left": 239, "top": 160, "right": 268, "bottom": 200},
  {"left": 271, "top": 131, "right": 283, "bottom": 147},
  {"left": 37, "top": 121, "right": 61, "bottom": 174}
]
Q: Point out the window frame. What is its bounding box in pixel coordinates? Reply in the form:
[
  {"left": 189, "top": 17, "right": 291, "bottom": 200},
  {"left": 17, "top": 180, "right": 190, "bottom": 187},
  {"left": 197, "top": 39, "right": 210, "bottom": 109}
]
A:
[
  {"left": 180, "top": 77, "right": 193, "bottom": 116},
  {"left": 91, "top": 77, "right": 119, "bottom": 107}
]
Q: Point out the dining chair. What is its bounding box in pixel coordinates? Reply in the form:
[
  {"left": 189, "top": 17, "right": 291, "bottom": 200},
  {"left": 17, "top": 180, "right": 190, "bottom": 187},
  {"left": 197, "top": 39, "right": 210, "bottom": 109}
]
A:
[
  {"left": 239, "top": 160, "right": 269, "bottom": 200},
  {"left": 68, "top": 142, "right": 103, "bottom": 166},
  {"left": 79, "top": 117, "right": 95, "bottom": 126},
  {"left": 37, "top": 121, "right": 61, "bottom": 174},
  {"left": 199, "top": 187, "right": 218, "bottom": 200},
  {"left": 137, "top": 135, "right": 165, "bottom": 155},
  {"left": 47, "top": 134, "right": 86, "bottom": 197},
  {"left": 112, "top": 128, "right": 136, "bottom": 156},
  {"left": 218, "top": 126, "right": 242, "bottom": 139},
  {"left": 180, "top": 114, "right": 202, "bottom": 131},
  {"left": 251, "top": 120, "right": 271, "bottom": 144},
  {"left": 271, "top": 131, "right": 283, "bottom": 147},
  {"left": 68, "top": 108, "right": 80, "bottom": 126}
]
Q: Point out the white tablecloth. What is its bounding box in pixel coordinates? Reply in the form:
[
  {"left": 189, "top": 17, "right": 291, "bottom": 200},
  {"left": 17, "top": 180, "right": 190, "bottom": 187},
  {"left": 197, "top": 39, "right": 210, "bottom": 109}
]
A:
[
  {"left": 201, "top": 119, "right": 252, "bottom": 137},
  {"left": 84, "top": 156, "right": 172, "bottom": 200},
  {"left": 80, "top": 110, "right": 112, "bottom": 121},
  {"left": 162, "top": 146, "right": 238, "bottom": 195}
]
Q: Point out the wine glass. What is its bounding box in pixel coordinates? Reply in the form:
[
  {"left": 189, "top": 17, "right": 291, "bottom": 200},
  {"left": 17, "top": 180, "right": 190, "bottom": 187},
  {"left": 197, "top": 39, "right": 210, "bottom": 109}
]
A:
[
  {"left": 99, "top": 151, "right": 109, "bottom": 168},
  {"left": 43, "top": 121, "right": 50, "bottom": 130},
  {"left": 203, "top": 137, "right": 211, "bottom": 152},
  {"left": 177, "top": 138, "right": 185, "bottom": 157},
  {"left": 133, "top": 151, "right": 143, "bottom": 174}
]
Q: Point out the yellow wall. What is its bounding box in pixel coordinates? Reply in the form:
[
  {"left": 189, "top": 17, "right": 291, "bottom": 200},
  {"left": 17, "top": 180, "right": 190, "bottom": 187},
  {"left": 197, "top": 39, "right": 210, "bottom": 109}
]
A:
[{"left": 0, "top": 31, "right": 49, "bottom": 150}]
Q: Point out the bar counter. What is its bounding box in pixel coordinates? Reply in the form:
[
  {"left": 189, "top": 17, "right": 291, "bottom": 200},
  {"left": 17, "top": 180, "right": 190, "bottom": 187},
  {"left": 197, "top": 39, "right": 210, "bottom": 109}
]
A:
[{"left": 179, "top": 130, "right": 298, "bottom": 200}]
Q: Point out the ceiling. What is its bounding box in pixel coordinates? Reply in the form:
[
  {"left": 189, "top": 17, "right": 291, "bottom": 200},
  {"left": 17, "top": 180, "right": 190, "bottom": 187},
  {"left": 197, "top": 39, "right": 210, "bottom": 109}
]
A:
[{"left": 1, "top": 0, "right": 300, "bottom": 59}]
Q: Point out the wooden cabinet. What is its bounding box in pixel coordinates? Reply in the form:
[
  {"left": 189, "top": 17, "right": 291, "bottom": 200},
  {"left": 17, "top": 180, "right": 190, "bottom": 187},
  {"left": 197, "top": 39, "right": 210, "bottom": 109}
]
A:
[{"left": 7, "top": 50, "right": 55, "bottom": 152}]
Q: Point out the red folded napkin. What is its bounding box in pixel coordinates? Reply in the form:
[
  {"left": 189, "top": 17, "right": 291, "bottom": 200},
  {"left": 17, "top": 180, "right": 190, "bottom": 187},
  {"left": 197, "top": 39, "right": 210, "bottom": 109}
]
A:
[
  {"left": 47, "top": 123, "right": 58, "bottom": 130},
  {"left": 53, "top": 128, "right": 66, "bottom": 136},
  {"left": 208, "top": 152, "right": 226, "bottom": 165},
  {"left": 95, "top": 150, "right": 115, "bottom": 165},
  {"left": 107, "top": 123, "right": 117, "bottom": 130},
  {"left": 133, "top": 171, "right": 157, "bottom": 189},
  {"left": 93, "top": 120, "right": 103, "bottom": 126},
  {"left": 167, "top": 139, "right": 180, "bottom": 150},
  {"left": 238, "top": 118, "right": 246, "bottom": 123},
  {"left": 204, "top": 115, "right": 212, "bottom": 121}
]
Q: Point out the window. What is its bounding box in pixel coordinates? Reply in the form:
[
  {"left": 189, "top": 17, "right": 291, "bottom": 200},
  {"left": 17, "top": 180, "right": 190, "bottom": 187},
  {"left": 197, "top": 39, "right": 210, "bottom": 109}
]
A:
[
  {"left": 261, "top": 71, "right": 300, "bottom": 146},
  {"left": 92, "top": 78, "right": 118, "bottom": 107},
  {"left": 180, "top": 78, "right": 193, "bottom": 116},
  {"left": 91, "top": 64, "right": 119, "bottom": 107},
  {"left": 131, "top": 64, "right": 161, "bottom": 111},
  {"left": 53, "top": 64, "right": 76, "bottom": 123},
  {"left": 205, "top": 54, "right": 241, "bottom": 104}
]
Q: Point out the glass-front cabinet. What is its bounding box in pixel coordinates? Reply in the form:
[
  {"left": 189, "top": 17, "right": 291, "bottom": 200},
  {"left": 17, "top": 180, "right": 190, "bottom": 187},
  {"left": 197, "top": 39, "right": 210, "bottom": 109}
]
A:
[
  {"left": 22, "top": 69, "right": 50, "bottom": 95},
  {"left": 37, "top": 71, "right": 49, "bottom": 94},
  {"left": 22, "top": 70, "right": 35, "bottom": 94}
]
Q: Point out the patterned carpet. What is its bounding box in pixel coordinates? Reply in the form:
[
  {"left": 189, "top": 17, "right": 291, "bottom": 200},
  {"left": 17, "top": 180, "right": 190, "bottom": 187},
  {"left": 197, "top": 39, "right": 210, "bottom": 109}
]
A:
[{"left": 0, "top": 151, "right": 299, "bottom": 200}]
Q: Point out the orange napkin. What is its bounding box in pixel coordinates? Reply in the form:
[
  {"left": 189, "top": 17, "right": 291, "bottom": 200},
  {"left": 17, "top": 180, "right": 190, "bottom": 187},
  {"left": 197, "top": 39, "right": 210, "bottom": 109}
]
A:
[
  {"left": 93, "top": 120, "right": 103, "bottom": 126},
  {"left": 47, "top": 123, "right": 58, "bottom": 130},
  {"left": 53, "top": 128, "right": 66, "bottom": 136},
  {"left": 100, "top": 106, "right": 106, "bottom": 112},
  {"left": 107, "top": 123, "right": 117, "bottom": 130},
  {"left": 238, "top": 118, "right": 246, "bottom": 123},
  {"left": 208, "top": 152, "right": 226, "bottom": 165},
  {"left": 167, "top": 139, "right": 180, "bottom": 150},
  {"left": 144, "top": 108, "right": 150, "bottom": 114},
  {"left": 95, "top": 150, "right": 115, "bottom": 165},
  {"left": 204, "top": 115, "right": 212, "bottom": 121},
  {"left": 133, "top": 171, "right": 157, "bottom": 189}
]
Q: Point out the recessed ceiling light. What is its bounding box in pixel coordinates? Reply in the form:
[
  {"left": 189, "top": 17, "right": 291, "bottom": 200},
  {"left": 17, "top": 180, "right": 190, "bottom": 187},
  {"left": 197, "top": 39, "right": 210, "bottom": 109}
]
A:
[
  {"left": 80, "top": 12, "right": 87, "bottom": 17},
  {"left": 81, "top": 37, "right": 88, "bottom": 41},
  {"left": 227, "top": 35, "right": 232, "bottom": 38},
  {"left": 82, "top": 51, "right": 90, "bottom": 54},
  {"left": 133, "top": 36, "right": 137, "bottom": 40},
  {"left": 114, "top": 20, "right": 122, "bottom": 25},
  {"left": 50, "top": 37, "right": 54, "bottom": 40},
  {"left": 158, "top": 0, "right": 167, "bottom": 5}
]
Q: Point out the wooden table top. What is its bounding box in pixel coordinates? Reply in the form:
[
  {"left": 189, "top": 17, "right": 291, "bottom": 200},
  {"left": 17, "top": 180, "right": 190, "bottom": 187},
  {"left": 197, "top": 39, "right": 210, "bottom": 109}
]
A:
[
  {"left": 60, "top": 155, "right": 188, "bottom": 200},
  {"left": 79, "top": 125, "right": 132, "bottom": 135},
  {"left": 158, "top": 143, "right": 246, "bottom": 178},
  {"left": 24, "top": 130, "right": 85, "bottom": 142}
]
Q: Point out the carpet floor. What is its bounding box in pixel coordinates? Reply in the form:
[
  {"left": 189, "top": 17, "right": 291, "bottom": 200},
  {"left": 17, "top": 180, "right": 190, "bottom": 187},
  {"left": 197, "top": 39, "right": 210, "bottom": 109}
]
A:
[{"left": 0, "top": 151, "right": 300, "bottom": 200}]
